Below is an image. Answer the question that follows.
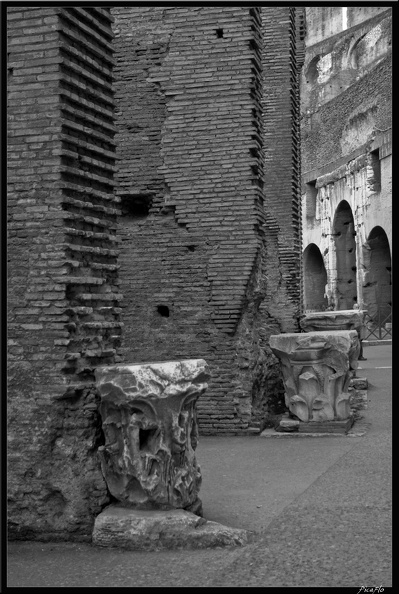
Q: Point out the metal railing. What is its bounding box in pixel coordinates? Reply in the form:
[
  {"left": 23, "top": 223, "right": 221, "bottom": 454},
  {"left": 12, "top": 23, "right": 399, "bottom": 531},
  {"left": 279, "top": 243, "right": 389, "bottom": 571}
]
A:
[{"left": 364, "top": 308, "right": 392, "bottom": 340}]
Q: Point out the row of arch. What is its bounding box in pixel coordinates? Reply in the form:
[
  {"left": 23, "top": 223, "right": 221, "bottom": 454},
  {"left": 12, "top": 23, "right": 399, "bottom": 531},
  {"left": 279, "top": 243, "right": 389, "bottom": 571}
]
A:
[
  {"left": 303, "top": 200, "right": 391, "bottom": 318},
  {"left": 305, "top": 20, "right": 387, "bottom": 85}
]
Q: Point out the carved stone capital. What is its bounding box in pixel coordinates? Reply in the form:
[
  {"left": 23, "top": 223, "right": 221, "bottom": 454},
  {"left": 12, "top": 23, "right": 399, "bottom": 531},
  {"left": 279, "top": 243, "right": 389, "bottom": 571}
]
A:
[
  {"left": 95, "top": 359, "right": 210, "bottom": 511},
  {"left": 270, "top": 331, "right": 359, "bottom": 422}
]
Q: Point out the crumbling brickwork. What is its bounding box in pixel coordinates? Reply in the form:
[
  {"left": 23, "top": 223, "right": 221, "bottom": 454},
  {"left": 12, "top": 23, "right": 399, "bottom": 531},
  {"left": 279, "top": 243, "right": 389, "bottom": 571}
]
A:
[
  {"left": 7, "top": 5, "right": 303, "bottom": 540},
  {"left": 112, "top": 6, "right": 302, "bottom": 434},
  {"left": 7, "top": 6, "right": 120, "bottom": 540}
]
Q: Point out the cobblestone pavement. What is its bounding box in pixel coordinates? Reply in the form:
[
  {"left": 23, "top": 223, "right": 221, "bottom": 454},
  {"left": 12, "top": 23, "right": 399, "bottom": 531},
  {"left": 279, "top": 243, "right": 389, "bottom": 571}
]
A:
[{"left": 7, "top": 345, "right": 392, "bottom": 588}]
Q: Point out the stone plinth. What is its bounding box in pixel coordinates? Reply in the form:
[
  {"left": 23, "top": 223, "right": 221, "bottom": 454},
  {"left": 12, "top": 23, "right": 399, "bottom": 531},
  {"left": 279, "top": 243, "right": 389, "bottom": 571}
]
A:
[
  {"left": 95, "top": 359, "right": 210, "bottom": 511},
  {"left": 92, "top": 505, "right": 249, "bottom": 550},
  {"left": 300, "top": 310, "right": 367, "bottom": 339},
  {"left": 270, "top": 331, "right": 359, "bottom": 423}
]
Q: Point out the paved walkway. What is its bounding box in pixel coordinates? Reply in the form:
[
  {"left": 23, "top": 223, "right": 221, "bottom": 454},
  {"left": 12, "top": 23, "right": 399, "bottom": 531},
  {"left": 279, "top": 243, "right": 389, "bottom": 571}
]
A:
[{"left": 7, "top": 345, "right": 392, "bottom": 588}]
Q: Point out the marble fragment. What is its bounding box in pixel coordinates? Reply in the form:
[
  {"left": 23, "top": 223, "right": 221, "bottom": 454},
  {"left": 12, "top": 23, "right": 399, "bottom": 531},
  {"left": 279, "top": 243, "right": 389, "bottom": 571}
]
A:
[
  {"left": 95, "top": 359, "right": 210, "bottom": 511},
  {"left": 93, "top": 505, "right": 250, "bottom": 550},
  {"left": 270, "top": 331, "right": 359, "bottom": 422},
  {"left": 299, "top": 309, "right": 367, "bottom": 339}
]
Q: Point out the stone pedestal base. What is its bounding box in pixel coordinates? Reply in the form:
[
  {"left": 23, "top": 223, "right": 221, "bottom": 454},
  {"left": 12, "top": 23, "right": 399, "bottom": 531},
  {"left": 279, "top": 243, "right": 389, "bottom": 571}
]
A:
[
  {"left": 92, "top": 505, "right": 250, "bottom": 550},
  {"left": 297, "top": 416, "right": 354, "bottom": 434},
  {"left": 275, "top": 412, "right": 354, "bottom": 434}
]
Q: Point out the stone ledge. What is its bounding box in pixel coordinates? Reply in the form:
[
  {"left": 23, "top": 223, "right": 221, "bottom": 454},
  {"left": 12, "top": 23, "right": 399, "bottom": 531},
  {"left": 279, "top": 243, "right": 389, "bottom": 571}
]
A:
[
  {"left": 92, "top": 505, "right": 251, "bottom": 550},
  {"left": 260, "top": 418, "right": 370, "bottom": 438}
]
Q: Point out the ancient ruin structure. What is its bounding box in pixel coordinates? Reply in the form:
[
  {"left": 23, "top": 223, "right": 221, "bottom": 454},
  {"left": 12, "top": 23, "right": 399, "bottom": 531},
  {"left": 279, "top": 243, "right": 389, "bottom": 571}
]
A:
[
  {"left": 95, "top": 359, "right": 209, "bottom": 513},
  {"left": 112, "top": 6, "right": 305, "bottom": 434},
  {"left": 92, "top": 358, "right": 250, "bottom": 550},
  {"left": 300, "top": 309, "right": 367, "bottom": 334},
  {"left": 301, "top": 7, "right": 392, "bottom": 334},
  {"left": 270, "top": 330, "right": 359, "bottom": 431},
  {"left": 7, "top": 5, "right": 304, "bottom": 540},
  {"left": 8, "top": 6, "right": 119, "bottom": 541}
]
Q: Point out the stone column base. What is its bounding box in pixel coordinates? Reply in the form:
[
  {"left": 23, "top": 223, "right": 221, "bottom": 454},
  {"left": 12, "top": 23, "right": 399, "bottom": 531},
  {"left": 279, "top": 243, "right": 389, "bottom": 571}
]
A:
[
  {"left": 274, "top": 412, "right": 354, "bottom": 434},
  {"left": 92, "top": 504, "right": 250, "bottom": 550}
]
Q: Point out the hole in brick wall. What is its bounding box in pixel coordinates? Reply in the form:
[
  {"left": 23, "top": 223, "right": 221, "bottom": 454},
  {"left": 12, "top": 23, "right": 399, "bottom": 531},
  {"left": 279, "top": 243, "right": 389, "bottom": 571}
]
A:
[
  {"left": 120, "top": 194, "right": 152, "bottom": 220},
  {"left": 160, "top": 205, "right": 176, "bottom": 215},
  {"left": 215, "top": 28, "right": 224, "bottom": 38},
  {"left": 157, "top": 305, "right": 170, "bottom": 317}
]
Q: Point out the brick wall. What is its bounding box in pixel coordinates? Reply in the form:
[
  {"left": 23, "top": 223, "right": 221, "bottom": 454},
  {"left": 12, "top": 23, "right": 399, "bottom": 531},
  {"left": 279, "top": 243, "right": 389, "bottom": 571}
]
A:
[
  {"left": 261, "top": 7, "right": 303, "bottom": 326},
  {"left": 112, "top": 6, "right": 302, "bottom": 434},
  {"left": 7, "top": 5, "right": 303, "bottom": 540},
  {"left": 7, "top": 6, "right": 119, "bottom": 540}
]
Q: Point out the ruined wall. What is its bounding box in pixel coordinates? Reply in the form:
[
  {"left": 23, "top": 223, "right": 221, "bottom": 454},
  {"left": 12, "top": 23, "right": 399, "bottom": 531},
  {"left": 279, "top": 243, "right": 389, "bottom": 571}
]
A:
[
  {"left": 113, "top": 6, "right": 302, "bottom": 433},
  {"left": 7, "top": 5, "right": 303, "bottom": 542},
  {"left": 261, "top": 7, "right": 303, "bottom": 327},
  {"left": 301, "top": 7, "right": 392, "bottom": 313},
  {"left": 7, "top": 6, "right": 120, "bottom": 540}
]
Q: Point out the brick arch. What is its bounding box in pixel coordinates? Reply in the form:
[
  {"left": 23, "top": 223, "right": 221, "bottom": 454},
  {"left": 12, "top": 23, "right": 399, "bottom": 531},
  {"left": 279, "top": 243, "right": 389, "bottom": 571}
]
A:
[
  {"left": 362, "top": 226, "right": 391, "bottom": 319},
  {"left": 303, "top": 243, "right": 328, "bottom": 311},
  {"left": 332, "top": 200, "right": 357, "bottom": 310}
]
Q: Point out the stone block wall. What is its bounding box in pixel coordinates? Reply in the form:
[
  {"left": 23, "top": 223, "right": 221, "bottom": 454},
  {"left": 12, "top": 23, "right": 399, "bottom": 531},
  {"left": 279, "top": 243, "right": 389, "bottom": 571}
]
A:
[
  {"left": 7, "top": 6, "right": 120, "bottom": 540},
  {"left": 112, "top": 6, "right": 302, "bottom": 433},
  {"left": 301, "top": 7, "right": 392, "bottom": 315}
]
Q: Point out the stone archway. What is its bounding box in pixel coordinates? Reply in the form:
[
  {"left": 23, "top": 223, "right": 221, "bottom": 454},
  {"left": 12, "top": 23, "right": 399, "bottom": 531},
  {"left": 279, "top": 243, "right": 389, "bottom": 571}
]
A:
[
  {"left": 362, "top": 226, "right": 391, "bottom": 320},
  {"left": 303, "top": 243, "right": 328, "bottom": 311},
  {"left": 332, "top": 200, "right": 357, "bottom": 310}
]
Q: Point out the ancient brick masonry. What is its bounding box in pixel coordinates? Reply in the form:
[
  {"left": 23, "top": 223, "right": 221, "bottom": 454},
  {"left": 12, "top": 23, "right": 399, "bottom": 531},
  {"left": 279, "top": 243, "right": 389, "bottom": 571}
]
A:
[
  {"left": 113, "top": 6, "right": 303, "bottom": 434},
  {"left": 261, "top": 7, "right": 304, "bottom": 324},
  {"left": 7, "top": 5, "right": 304, "bottom": 540},
  {"left": 7, "top": 6, "right": 121, "bottom": 540}
]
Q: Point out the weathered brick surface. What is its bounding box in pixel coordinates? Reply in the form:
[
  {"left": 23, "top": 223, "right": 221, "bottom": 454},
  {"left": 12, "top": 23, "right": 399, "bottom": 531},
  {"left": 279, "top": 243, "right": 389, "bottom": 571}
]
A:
[
  {"left": 7, "top": 5, "right": 303, "bottom": 540},
  {"left": 7, "top": 6, "right": 119, "bottom": 540},
  {"left": 112, "top": 6, "right": 302, "bottom": 434}
]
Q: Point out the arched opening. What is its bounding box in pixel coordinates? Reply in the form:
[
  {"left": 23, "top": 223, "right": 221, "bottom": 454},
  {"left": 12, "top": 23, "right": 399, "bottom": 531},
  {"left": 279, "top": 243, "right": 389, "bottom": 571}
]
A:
[
  {"left": 362, "top": 226, "right": 391, "bottom": 320},
  {"left": 305, "top": 55, "right": 320, "bottom": 84},
  {"left": 303, "top": 243, "right": 328, "bottom": 311},
  {"left": 333, "top": 201, "right": 357, "bottom": 310}
]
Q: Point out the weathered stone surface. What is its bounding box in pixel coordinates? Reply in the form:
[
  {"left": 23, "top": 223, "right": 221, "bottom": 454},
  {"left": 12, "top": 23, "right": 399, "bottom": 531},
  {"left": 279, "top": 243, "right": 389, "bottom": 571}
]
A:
[
  {"left": 92, "top": 505, "right": 250, "bottom": 550},
  {"left": 349, "top": 387, "right": 368, "bottom": 419},
  {"left": 270, "top": 331, "right": 359, "bottom": 422},
  {"left": 297, "top": 417, "right": 354, "bottom": 434},
  {"left": 300, "top": 310, "right": 367, "bottom": 339},
  {"left": 350, "top": 377, "right": 368, "bottom": 390},
  {"left": 95, "top": 359, "right": 210, "bottom": 511},
  {"left": 276, "top": 414, "right": 300, "bottom": 432}
]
